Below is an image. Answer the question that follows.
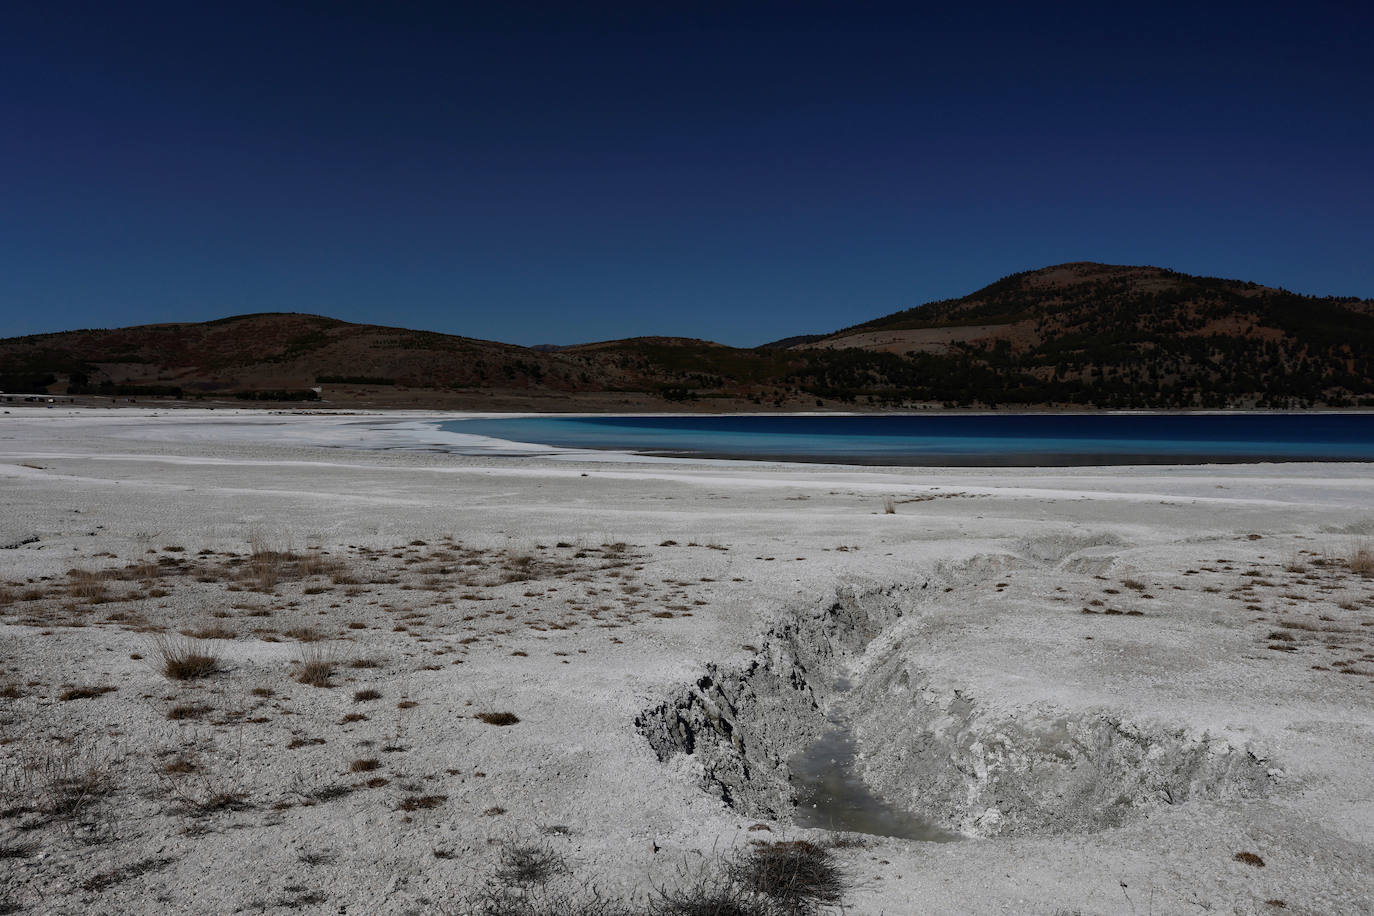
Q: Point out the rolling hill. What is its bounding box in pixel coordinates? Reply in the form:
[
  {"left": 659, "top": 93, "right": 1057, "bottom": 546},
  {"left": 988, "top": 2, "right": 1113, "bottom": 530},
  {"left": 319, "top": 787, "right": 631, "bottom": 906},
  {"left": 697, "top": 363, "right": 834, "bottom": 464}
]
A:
[{"left": 3, "top": 262, "right": 1372, "bottom": 409}]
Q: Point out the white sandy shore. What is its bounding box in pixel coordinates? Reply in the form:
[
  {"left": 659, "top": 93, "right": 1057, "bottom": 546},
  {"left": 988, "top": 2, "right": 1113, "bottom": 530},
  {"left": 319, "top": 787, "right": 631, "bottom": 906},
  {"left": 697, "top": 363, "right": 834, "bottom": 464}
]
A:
[{"left": 1, "top": 409, "right": 1372, "bottom": 914}]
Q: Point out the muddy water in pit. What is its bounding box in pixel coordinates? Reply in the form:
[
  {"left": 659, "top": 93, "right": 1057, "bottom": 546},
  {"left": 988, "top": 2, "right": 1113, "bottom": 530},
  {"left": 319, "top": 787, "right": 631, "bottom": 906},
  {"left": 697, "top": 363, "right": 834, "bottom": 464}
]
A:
[{"left": 790, "top": 679, "right": 959, "bottom": 842}]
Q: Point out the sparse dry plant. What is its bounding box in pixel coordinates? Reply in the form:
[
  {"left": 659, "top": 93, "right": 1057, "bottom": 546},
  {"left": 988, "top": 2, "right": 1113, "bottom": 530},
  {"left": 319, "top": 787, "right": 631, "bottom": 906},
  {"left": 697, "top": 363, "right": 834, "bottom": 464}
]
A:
[
  {"left": 727, "top": 840, "right": 846, "bottom": 912},
  {"left": 5, "top": 742, "right": 118, "bottom": 828},
  {"left": 161, "top": 769, "right": 250, "bottom": 817},
  {"left": 495, "top": 839, "right": 568, "bottom": 887},
  {"left": 67, "top": 568, "right": 112, "bottom": 603},
  {"left": 285, "top": 626, "right": 325, "bottom": 642},
  {"left": 246, "top": 533, "right": 293, "bottom": 590},
  {"left": 1349, "top": 541, "right": 1374, "bottom": 576},
  {"left": 151, "top": 635, "right": 221, "bottom": 680},
  {"left": 300, "top": 543, "right": 340, "bottom": 578},
  {"left": 58, "top": 685, "right": 116, "bottom": 701},
  {"left": 182, "top": 624, "right": 236, "bottom": 640},
  {"left": 294, "top": 643, "right": 336, "bottom": 687}
]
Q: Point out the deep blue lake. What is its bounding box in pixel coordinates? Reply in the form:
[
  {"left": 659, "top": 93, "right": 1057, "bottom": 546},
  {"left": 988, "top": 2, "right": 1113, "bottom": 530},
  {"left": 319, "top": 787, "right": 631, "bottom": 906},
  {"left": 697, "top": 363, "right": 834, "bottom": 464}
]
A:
[{"left": 443, "top": 413, "right": 1374, "bottom": 466}]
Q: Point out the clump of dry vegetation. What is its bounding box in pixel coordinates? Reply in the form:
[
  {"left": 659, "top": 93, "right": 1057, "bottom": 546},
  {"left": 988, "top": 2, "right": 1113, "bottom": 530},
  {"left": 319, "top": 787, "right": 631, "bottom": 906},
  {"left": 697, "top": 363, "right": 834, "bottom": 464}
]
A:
[
  {"left": 1350, "top": 542, "right": 1374, "bottom": 576},
  {"left": 294, "top": 644, "right": 336, "bottom": 687},
  {"left": 58, "top": 685, "right": 116, "bottom": 701},
  {"left": 727, "top": 840, "right": 847, "bottom": 912},
  {"left": 475, "top": 711, "right": 520, "bottom": 726},
  {"left": 398, "top": 794, "right": 446, "bottom": 811},
  {"left": 5, "top": 743, "right": 119, "bottom": 828},
  {"left": 66, "top": 569, "right": 112, "bottom": 603},
  {"left": 495, "top": 840, "right": 568, "bottom": 887},
  {"left": 151, "top": 635, "right": 221, "bottom": 680}
]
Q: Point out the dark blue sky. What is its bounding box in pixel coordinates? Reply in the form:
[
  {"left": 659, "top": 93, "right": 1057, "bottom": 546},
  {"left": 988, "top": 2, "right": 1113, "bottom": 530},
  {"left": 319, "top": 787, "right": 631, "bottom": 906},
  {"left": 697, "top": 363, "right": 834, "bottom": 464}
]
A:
[{"left": 3, "top": 2, "right": 1371, "bottom": 347}]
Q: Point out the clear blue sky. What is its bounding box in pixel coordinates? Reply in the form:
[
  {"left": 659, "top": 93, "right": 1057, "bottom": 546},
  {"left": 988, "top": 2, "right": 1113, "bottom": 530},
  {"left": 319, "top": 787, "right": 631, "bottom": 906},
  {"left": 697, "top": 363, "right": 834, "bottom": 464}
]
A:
[{"left": 3, "top": 1, "right": 1371, "bottom": 347}]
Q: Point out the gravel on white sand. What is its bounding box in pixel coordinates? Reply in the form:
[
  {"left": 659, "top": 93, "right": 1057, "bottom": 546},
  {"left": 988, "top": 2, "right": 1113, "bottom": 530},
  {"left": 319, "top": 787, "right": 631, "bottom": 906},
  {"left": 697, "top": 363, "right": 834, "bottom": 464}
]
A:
[{"left": 1, "top": 409, "right": 1372, "bottom": 915}]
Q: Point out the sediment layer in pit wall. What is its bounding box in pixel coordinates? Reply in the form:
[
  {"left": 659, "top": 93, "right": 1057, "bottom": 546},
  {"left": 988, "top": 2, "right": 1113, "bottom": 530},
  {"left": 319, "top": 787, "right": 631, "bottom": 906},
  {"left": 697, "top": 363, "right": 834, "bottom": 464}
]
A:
[{"left": 635, "top": 580, "right": 928, "bottom": 818}]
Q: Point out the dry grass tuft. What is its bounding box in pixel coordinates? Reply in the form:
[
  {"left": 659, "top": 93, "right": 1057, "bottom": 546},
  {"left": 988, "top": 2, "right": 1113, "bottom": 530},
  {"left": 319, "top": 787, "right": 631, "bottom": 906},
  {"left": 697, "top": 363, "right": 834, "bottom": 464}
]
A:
[
  {"left": 353, "top": 688, "right": 381, "bottom": 702},
  {"left": 12, "top": 744, "right": 118, "bottom": 824},
  {"left": 398, "top": 794, "right": 446, "bottom": 811},
  {"left": 182, "top": 624, "right": 235, "bottom": 640},
  {"left": 1349, "top": 542, "right": 1374, "bottom": 576},
  {"left": 151, "top": 635, "right": 221, "bottom": 680},
  {"left": 67, "top": 569, "right": 112, "bottom": 603},
  {"left": 1234, "top": 851, "right": 1266, "bottom": 867},
  {"left": 728, "top": 840, "right": 846, "bottom": 910},
  {"left": 246, "top": 534, "right": 291, "bottom": 590},
  {"left": 285, "top": 626, "right": 325, "bottom": 642},
  {"left": 58, "top": 685, "right": 116, "bottom": 701},
  {"left": 475, "top": 711, "right": 520, "bottom": 726},
  {"left": 495, "top": 840, "right": 567, "bottom": 887},
  {"left": 82, "top": 855, "right": 177, "bottom": 892},
  {"left": 294, "top": 644, "right": 336, "bottom": 687}
]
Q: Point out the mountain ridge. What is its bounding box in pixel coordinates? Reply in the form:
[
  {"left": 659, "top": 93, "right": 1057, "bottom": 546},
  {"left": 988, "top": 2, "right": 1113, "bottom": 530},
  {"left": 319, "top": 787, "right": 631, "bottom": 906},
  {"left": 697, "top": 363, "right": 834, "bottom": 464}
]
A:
[{"left": 4, "top": 262, "right": 1373, "bottom": 410}]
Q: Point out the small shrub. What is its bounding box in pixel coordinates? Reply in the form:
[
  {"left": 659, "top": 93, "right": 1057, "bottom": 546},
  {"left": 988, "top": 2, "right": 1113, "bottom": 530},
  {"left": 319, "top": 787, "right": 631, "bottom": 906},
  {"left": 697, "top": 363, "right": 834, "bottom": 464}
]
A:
[
  {"left": 294, "top": 644, "right": 336, "bottom": 687},
  {"left": 648, "top": 872, "right": 774, "bottom": 916},
  {"left": 1350, "top": 543, "right": 1374, "bottom": 576},
  {"left": 476, "top": 712, "right": 520, "bottom": 726},
  {"left": 285, "top": 626, "right": 325, "bottom": 642},
  {"left": 152, "top": 635, "right": 221, "bottom": 680},
  {"left": 353, "top": 689, "right": 381, "bottom": 702},
  {"left": 495, "top": 840, "right": 567, "bottom": 887},
  {"left": 1234, "top": 851, "right": 1265, "bottom": 867},
  {"left": 399, "top": 794, "right": 446, "bottom": 811},
  {"left": 349, "top": 758, "right": 380, "bottom": 772},
  {"left": 67, "top": 569, "right": 111, "bottom": 602},
  {"left": 246, "top": 534, "right": 291, "bottom": 590},
  {"left": 728, "top": 840, "right": 846, "bottom": 910},
  {"left": 161, "top": 756, "right": 198, "bottom": 774},
  {"left": 166, "top": 703, "right": 212, "bottom": 720},
  {"left": 58, "top": 685, "right": 116, "bottom": 701},
  {"left": 19, "top": 746, "right": 117, "bottom": 823}
]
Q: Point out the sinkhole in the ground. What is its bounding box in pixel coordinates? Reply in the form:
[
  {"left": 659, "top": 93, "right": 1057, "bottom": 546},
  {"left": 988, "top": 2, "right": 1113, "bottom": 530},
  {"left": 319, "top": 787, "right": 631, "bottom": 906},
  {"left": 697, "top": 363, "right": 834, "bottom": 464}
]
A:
[{"left": 637, "top": 580, "right": 1275, "bottom": 840}]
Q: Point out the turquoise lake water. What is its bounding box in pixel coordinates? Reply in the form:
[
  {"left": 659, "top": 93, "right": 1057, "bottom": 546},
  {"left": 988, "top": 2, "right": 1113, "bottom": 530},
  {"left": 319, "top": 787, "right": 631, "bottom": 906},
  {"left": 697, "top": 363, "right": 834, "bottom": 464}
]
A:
[{"left": 443, "top": 413, "right": 1374, "bottom": 466}]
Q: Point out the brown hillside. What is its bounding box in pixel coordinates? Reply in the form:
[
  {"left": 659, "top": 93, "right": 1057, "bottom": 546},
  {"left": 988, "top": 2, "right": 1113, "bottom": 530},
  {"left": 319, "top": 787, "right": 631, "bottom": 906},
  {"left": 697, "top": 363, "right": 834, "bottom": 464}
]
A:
[{"left": 4, "top": 262, "right": 1373, "bottom": 409}]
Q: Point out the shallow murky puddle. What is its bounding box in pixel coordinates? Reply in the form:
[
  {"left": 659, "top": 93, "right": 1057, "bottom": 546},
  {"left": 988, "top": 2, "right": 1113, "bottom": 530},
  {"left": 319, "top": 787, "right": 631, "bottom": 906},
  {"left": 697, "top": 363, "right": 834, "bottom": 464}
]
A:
[{"left": 790, "top": 679, "right": 959, "bottom": 841}]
